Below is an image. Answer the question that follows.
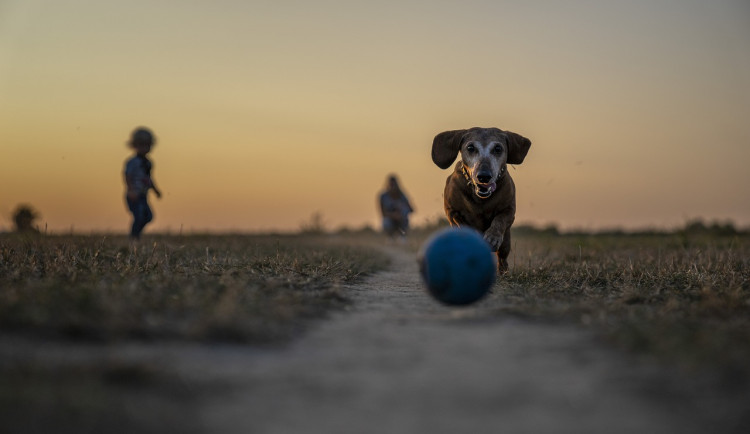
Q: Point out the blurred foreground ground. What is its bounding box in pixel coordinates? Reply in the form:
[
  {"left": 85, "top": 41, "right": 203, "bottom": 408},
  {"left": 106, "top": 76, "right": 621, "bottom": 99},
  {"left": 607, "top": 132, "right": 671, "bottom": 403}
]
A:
[{"left": 1, "top": 237, "right": 748, "bottom": 433}]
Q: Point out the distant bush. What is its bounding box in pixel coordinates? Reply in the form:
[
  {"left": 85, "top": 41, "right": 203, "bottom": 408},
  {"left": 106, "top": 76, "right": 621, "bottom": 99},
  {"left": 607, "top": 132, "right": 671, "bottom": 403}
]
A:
[
  {"left": 512, "top": 219, "right": 746, "bottom": 237},
  {"left": 12, "top": 205, "right": 40, "bottom": 233},
  {"left": 680, "top": 219, "right": 740, "bottom": 237},
  {"left": 334, "top": 224, "right": 377, "bottom": 235},
  {"left": 299, "top": 212, "right": 327, "bottom": 234},
  {"left": 513, "top": 224, "right": 560, "bottom": 237}
]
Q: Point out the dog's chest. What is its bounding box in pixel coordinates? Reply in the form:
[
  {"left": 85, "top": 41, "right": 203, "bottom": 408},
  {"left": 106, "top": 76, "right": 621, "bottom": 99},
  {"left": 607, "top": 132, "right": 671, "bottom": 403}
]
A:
[
  {"left": 458, "top": 199, "right": 497, "bottom": 231},
  {"left": 444, "top": 171, "right": 513, "bottom": 232}
]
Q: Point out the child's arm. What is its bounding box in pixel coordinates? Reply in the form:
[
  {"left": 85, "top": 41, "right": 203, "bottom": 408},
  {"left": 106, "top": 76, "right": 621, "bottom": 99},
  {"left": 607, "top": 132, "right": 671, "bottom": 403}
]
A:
[{"left": 151, "top": 179, "right": 162, "bottom": 199}]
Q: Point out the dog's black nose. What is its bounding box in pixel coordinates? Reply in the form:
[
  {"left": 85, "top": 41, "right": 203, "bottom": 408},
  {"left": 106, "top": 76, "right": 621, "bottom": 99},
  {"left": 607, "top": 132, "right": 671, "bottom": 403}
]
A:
[{"left": 477, "top": 172, "right": 493, "bottom": 184}]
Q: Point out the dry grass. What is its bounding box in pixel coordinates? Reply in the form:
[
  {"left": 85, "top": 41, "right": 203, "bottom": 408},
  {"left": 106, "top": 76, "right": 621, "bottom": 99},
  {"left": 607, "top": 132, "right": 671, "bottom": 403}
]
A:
[
  {"left": 3, "top": 230, "right": 747, "bottom": 371},
  {"left": 0, "top": 233, "right": 390, "bottom": 433},
  {"left": 498, "top": 232, "right": 750, "bottom": 377},
  {"left": 1, "top": 230, "right": 748, "bottom": 432},
  {"left": 0, "top": 233, "right": 388, "bottom": 343}
]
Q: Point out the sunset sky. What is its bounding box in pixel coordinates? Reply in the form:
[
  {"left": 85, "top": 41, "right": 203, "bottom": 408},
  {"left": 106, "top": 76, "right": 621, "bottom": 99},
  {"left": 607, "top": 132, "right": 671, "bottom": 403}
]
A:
[{"left": 1, "top": 0, "right": 749, "bottom": 233}]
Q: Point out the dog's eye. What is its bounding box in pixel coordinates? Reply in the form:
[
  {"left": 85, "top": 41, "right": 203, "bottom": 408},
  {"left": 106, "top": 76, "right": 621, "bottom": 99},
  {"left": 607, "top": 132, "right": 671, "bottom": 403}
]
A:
[
  {"left": 493, "top": 145, "right": 503, "bottom": 154},
  {"left": 466, "top": 144, "right": 476, "bottom": 153}
]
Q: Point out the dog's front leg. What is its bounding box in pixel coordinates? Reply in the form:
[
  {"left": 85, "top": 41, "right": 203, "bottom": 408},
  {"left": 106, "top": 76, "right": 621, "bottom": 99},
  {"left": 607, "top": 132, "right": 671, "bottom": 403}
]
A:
[
  {"left": 483, "top": 211, "right": 514, "bottom": 252},
  {"left": 447, "top": 209, "right": 467, "bottom": 227},
  {"left": 484, "top": 211, "right": 515, "bottom": 273}
]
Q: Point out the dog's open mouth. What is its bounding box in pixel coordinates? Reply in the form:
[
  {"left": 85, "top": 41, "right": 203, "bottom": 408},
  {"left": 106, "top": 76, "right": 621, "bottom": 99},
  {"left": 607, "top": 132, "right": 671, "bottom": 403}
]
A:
[{"left": 474, "top": 181, "right": 496, "bottom": 199}]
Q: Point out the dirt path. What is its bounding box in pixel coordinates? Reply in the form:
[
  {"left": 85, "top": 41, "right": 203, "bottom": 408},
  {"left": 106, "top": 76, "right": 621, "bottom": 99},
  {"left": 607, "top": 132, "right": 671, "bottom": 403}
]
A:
[{"left": 174, "top": 246, "right": 732, "bottom": 434}]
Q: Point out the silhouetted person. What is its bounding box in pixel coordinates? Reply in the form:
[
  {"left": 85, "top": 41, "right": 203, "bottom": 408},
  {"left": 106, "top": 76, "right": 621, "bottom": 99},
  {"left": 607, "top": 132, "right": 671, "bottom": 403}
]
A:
[
  {"left": 12, "top": 205, "right": 39, "bottom": 233},
  {"left": 379, "top": 174, "right": 413, "bottom": 239},
  {"left": 124, "top": 127, "right": 161, "bottom": 239}
]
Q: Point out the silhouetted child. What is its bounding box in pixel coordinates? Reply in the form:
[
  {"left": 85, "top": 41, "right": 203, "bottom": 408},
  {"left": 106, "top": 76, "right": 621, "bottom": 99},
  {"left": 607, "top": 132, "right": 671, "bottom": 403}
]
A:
[
  {"left": 379, "top": 174, "right": 413, "bottom": 240},
  {"left": 124, "top": 127, "right": 161, "bottom": 239}
]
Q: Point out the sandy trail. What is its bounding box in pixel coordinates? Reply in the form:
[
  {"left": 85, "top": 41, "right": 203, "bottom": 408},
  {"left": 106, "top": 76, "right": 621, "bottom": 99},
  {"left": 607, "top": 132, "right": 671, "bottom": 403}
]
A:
[{"left": 173, "top": 246, "right": 729, "bottom": 434}]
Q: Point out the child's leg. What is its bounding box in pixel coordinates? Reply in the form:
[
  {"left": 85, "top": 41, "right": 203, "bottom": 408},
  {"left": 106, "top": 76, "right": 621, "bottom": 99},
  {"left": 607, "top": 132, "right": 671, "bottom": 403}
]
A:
[
  {"left": 382, "top": 217, "right": 396, "bottom": 237},
  {"left": 126, "top": 196, "right": 140, "bottom": 238},
  {"left": 398, "top": 214, "right": 410, "bottom": 235},
  {"left": 143, "top": 199, "right": 153, "bottom": 227},
  {"left": 128, "top": 195, "right": 153, "bottom": 239}
]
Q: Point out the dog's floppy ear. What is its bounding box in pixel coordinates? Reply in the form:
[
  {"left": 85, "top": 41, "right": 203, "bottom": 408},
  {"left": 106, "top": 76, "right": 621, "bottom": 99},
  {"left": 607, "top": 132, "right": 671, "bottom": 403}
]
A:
[
  {"left": 504, "top": 131, "right": 531, "bottom": 165},
  {"left": 432, "top": 130, "right": 466, "bottom": 169}
]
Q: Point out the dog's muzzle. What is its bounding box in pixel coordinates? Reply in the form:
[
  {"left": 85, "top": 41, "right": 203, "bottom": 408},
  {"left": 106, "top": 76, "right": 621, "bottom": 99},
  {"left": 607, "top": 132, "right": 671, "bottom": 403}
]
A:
[
  {"left": 462, "top": 164, "right": 504, "bottom": 199},
  {"left": 474, "top": 181, "right": 497, "bottom": 199}
]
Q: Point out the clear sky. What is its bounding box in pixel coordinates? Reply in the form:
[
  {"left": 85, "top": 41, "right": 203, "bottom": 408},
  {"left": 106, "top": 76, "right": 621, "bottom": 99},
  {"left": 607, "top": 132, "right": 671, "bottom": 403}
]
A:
[{"left": 1, "top": 0, "right": 749, "bottom": 233}]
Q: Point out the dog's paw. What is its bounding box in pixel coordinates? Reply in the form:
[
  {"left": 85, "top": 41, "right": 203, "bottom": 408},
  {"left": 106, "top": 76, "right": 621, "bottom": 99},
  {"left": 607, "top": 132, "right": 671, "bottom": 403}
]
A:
[{"left": 483, "top": 232, "right": 503, "bottom": 251}]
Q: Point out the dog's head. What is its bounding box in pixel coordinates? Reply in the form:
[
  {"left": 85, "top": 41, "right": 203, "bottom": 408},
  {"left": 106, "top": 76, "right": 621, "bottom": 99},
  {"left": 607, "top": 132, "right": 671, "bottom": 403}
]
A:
[{"left": 432, "top": 127, "right": 531, "bottom": 199}]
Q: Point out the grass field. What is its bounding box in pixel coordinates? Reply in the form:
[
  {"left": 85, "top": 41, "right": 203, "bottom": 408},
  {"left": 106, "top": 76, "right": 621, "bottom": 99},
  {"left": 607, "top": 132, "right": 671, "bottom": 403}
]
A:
[
  {"left": 497, "top": 230, "right": 750, "bottom": 379},
  {"left": 0, "top": 233, "right": 389, "bottom": 343},
  {"left": 1, "top": 228, "right": 748, "bottom": 432},
  {"left": 1, "top": 229, "right": 748, "bottom": 370},
  {"left": 0, "top": 232, "right": 389, "bottom": 433}
]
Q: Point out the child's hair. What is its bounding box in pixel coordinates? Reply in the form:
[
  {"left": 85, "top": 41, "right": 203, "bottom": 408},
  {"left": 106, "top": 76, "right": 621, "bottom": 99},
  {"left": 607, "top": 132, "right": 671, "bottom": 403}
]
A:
[{"left": 129, "top": 127, "right": 155, "bottom": 147}]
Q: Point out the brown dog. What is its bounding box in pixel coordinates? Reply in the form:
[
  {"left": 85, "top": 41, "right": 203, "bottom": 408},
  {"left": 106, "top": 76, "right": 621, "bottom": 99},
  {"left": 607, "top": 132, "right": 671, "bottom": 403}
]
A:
[{"left": 432, "top": 127, "right": 531, "bottom": 273}]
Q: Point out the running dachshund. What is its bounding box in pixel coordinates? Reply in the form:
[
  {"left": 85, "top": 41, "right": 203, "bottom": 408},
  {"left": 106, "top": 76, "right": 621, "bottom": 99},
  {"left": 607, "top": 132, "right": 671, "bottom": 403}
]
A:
[{"left": 432, "top": 127, "right": 531, "bottom": 273}]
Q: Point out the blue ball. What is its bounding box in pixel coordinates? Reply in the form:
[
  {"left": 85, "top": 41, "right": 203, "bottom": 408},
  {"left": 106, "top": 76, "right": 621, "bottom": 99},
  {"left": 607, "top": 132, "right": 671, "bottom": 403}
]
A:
[{"left": 418, "top": 227, "right": 497, "bottom": 305}]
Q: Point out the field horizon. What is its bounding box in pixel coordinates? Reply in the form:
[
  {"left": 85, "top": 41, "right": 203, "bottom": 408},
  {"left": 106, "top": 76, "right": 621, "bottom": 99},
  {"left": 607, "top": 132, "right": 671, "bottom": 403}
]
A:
[{"left": 4, "top": 214, "right": 748, "bottom": 238}]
